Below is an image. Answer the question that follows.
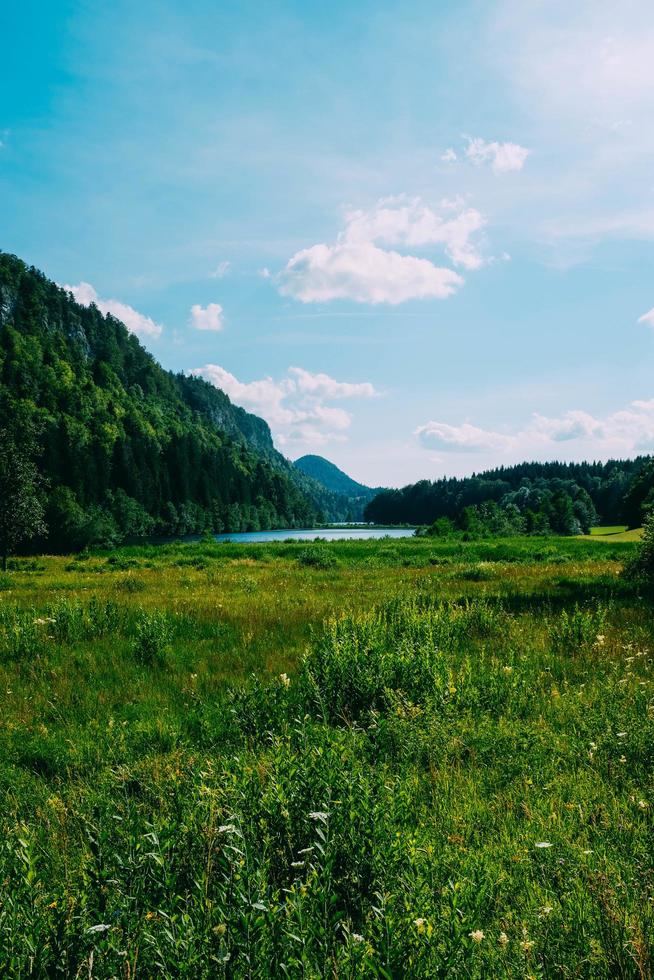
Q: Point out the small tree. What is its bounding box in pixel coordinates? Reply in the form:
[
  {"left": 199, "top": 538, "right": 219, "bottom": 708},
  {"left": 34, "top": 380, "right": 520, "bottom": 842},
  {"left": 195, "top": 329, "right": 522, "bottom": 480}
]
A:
[
  {"left": 0, "top": 428, "right": 47, "bottom": 570},
  {"left": 625, "top": 513, "right": 654, "bottom": 585}
]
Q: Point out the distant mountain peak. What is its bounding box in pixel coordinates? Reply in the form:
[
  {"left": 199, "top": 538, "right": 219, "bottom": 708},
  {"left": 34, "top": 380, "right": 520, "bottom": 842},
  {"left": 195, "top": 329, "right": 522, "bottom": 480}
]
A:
[{"left": 294, "top": 455, "right": 379, "bottom": 499}]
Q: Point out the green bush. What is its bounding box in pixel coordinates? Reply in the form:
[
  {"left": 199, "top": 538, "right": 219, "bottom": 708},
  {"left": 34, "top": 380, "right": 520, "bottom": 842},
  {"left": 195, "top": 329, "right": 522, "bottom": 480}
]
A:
[{"left": 297, "top": 546, "right": 338, "bottom": 569}]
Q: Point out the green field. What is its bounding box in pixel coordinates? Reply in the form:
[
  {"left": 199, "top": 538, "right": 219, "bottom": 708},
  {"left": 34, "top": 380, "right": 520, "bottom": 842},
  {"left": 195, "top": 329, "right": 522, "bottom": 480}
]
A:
[
  {"left": 589, "top": 526, "right": 644, "bottom": 542},
  {"left": 1, "top": 534, "right": 653, "bottom": 977}
]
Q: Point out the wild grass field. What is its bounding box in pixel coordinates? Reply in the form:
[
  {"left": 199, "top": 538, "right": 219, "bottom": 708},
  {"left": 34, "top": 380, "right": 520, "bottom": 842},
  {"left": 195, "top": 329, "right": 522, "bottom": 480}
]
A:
[{"left": 0, "top": 534, "right": 652, "bottom": 978}]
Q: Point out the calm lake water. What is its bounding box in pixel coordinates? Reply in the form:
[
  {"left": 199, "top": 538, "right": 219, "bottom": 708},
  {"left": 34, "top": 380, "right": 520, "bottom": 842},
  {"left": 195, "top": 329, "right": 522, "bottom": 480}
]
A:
[{"left": 214, "top": 526, "right": 416, "bottom": 543}]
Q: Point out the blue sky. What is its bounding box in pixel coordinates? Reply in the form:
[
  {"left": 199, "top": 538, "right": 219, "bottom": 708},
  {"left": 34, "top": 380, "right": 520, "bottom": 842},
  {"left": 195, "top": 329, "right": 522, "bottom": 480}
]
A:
[{"left": 3, "top": 0, "right": 654, "bottom": 486}]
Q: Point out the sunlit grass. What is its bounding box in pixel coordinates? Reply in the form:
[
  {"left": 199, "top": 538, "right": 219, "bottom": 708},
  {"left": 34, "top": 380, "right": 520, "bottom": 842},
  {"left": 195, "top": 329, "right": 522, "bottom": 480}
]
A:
[{"left": 0, "top": 534, "right": 651, "bottom": 976}]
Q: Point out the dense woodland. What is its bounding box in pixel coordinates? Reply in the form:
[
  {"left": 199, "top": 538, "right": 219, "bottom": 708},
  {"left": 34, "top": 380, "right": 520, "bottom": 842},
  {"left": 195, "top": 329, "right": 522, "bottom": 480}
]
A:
[
  {"left": 0, "top": 252, "right": 320, "bottom": 551},
  {"left": 365, "top": 459, "right": 654, "bottom": 536}
]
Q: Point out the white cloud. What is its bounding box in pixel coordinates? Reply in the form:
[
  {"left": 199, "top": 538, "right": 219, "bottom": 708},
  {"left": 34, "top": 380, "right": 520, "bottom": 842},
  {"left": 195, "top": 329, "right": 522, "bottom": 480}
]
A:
[
  {"left": 638, "top": 307, "right": 654, "bottom": 328},
  {"left": 416, "top": 421, "right": 512, "bottom": 453},
  {"left": 531, "top": 410, "right": 603, "bottom": 442},
  {"left": 190, "top": 302, "right": 224, "bottom": 331},
  {"left": 416, "top": 399, "right": 654, "bottom": 461},
  {"left": 288, "top": 366, "right": 377, "bottom": 400},
  {"left": 193, "top": 364, "right": 293, "bottom": 424},
  {"left": 191, "top": 364, "right": 377, "bottom": 450},
  {"left": 276, "top": 195, "right": 489, "bottom": 305},
  {"left": 464, "top": 136, "right": 530, "bottom": 173},
  {"left": 278, "top": 241, "right": 463, "bottom": 304},
  {"left": 210, "top": 261, "right": 231, "bottom": 279},
  {"left": 441, "top": 148, "right": 458, "bottom": 162},
  {"left": 63, "top": 281, "right": 163, "bottom": 339},
  {"left": 342, "top": 196, "right": 487, "bottom": 270}
]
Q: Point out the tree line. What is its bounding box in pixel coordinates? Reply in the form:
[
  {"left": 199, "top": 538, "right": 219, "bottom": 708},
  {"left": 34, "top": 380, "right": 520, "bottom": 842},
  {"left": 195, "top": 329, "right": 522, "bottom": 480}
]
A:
[{"left": 365, "top": 459, "right": 654, "bottom": 536}]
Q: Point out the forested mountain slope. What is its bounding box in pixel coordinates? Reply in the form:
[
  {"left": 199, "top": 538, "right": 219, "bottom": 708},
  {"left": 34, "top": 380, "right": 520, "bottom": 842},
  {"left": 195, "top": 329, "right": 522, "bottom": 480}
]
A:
[
  {"left": 0, "top": 251, "right": 318, "bottom": 549},
  {"left": 293, "top": 454, "right": 384, "bottom": 522},
  {"left": 294, "top": 454, "right": 379, "bottom": 498}
]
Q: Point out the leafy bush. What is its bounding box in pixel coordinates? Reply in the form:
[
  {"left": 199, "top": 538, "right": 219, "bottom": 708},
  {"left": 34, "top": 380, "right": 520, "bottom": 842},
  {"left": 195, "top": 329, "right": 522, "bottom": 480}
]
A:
[
  {"left": 131, "top": 611, "right": 173, "bottom": 665},
  {"left": 548, "top": 604, "right": 607, "bottom": 655},
  {"left": 297, "top": 546, "right": 338, "bottom": 569}
]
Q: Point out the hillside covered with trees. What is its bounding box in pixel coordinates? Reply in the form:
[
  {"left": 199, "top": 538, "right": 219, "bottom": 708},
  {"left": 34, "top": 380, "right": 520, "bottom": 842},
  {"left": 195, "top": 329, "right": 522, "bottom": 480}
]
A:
[
  {"left": 0, "top": 252, "right": 319, "bottom": 551},
  {"left": 365, "top": 459, "right": 654, "bottom": 536},
  {"left": 293, "top": 454, "right": 383, "bottom": 522}
]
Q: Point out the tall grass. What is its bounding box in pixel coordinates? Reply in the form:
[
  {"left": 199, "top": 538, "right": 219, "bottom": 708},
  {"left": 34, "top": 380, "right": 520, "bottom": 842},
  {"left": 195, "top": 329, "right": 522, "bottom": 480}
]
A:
[{"left": 0, "top": 536, "right": 651, "bottom": 976}]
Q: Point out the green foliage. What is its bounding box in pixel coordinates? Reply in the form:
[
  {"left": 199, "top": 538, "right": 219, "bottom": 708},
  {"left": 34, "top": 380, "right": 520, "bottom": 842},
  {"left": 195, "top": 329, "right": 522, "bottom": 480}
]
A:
[
  {"left": 624, "top": 512, "right": 654, "bottom": 584},
  {"left": 0, "top": 251, "right": 318, "bottom": 553},
  {"left": 0, "top": 536, "right": 650, "bottom": 976},
  {"left": 131, "top": 611, "right": 173, "bottom": 665},
  {"left": 366, "top": 458, "right": 651, "bottom": 532},
  {"left": 0, "top": 423, "right": 47, "bottom": 568},
  {"left": 297, "top": 545, "right": 338, "bottom": 568}
]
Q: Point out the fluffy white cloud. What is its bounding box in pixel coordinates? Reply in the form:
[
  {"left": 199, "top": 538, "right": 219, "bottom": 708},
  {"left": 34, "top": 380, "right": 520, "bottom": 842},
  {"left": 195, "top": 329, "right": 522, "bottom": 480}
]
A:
[
  {"left": 190, "top": 302, "right": 224, "bottom": 331},
  {"left": 416, "top": 400, "right": 654, "bottom": 460},
  {"left": 276, "top": 195, "right": 487, "bottom": 305},
  {"left": 531, "top": 410, "right": 603, "bottom": 442},
  {"left": 278, "top": 242, "right": 463, "bottom": 305},
  {"left": 464, "top": 136, "right": 530, "bottom": 173},
  {"left": 638, "top": 307, "right": 654, "bottom": 328},
  {"left": 441, "top": 148, "right": 458, "bottom": 162},
  {"left": 193, "top": 364, "right": 293, "bottom": 424},
  {"left": 288, "top": 366, "right": 376, "bottom": 399},
  {"left": 63, "top": 282, "right": 163, "bottom": 339},
  {"left": 191, "top": 364, "right": 377, "bottom": 449},
  {"left": 416, "top": 421, "right": 512, "bottom": 453},
  {"left": 342, "top": 196, "right": 487, "bottom": 270}
]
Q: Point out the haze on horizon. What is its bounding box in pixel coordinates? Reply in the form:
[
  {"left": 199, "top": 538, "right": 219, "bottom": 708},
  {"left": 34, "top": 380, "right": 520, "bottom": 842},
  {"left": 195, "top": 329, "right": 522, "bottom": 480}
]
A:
[{"left": 2, "top": 0, "right": 654, "bottom": 488}]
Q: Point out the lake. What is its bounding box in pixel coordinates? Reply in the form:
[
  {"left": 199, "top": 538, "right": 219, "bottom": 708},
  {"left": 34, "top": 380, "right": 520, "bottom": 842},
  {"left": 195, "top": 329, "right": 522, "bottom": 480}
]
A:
[{"left": 214, "top": 526, "right": 416, "bottom": 543}]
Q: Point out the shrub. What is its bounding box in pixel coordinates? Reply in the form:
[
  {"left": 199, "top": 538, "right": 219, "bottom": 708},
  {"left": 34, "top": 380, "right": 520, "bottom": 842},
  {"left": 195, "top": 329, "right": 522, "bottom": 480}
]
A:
[
  {"left": 131, "top": 611, "right": 173, "bottom": 665},
  {"left": 548, "top": 604, "right": 607, "bottom": 655},
  {"left": 297, "top": 546, "right": 337, "bottom": 569}
]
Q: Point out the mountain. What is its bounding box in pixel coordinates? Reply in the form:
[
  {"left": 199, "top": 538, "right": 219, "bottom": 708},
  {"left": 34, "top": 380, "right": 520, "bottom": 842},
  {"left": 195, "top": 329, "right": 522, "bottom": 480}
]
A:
[
  {"left": 294, "top": 455, "right": 383, "bottom": 522},
  {"left": 0, "top": 251, "right": 319, "bottom": 550},
  {"left": 294, "top": 455, "right": 378, "bottom": 498}
]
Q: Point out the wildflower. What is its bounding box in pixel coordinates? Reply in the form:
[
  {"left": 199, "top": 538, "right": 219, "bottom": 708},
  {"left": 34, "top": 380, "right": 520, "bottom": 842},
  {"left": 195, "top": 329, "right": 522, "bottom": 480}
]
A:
[
  {"left": 520, "top": 938, "right": 535, "bottom": 952},
  {"left": 502, "top": 666, "right": 513, "bottom": 673},
  {"left": 47, "top": 900, "right": 58, "bottom": 910},
  {"left": 414, "top": 918, "right": 427, "bottom": 933},
  {"left": 218, "top": 824, "right": 237, "bottom": 834},
  {"left": 213, "top": 923, "right": 227, "bottom": 937},
  {"left": 539, "top": 906, "right": 553, "bottom": 917},
  {"left": 308, "top": 811, "right": 329, "bottom": 822},
  {"left": 498, "top": 932, "right": 509, "bottom": 946},
  {"left": 619, "top": 755, "right": 627, "bottom": 763},
  {"left": 595, "top": 634, "right": 605, "bottom": 646},
  {"left": 535, "top": 841, "right": 552, "bottom": 848},
  {"left": 351, "top": 933, "right": 365, "bottom": 943},
  {"left": 469, "top": 930, "right": 485, "bottom": 942},
  {"left": 280, "top": 672, "right": 291, "bottom": 687},
  {"left": 145, "top": 911, "right": 156, "bottom": 920},
  {"left": 639, "top": 800, "right": 649, "bottom": 809}
]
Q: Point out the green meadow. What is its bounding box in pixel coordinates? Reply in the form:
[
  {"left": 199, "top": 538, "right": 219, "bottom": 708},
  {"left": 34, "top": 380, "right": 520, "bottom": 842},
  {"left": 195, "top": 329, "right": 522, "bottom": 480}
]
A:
[{"left": 1, "top": 534, "right": 653, "bottom": 977}]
